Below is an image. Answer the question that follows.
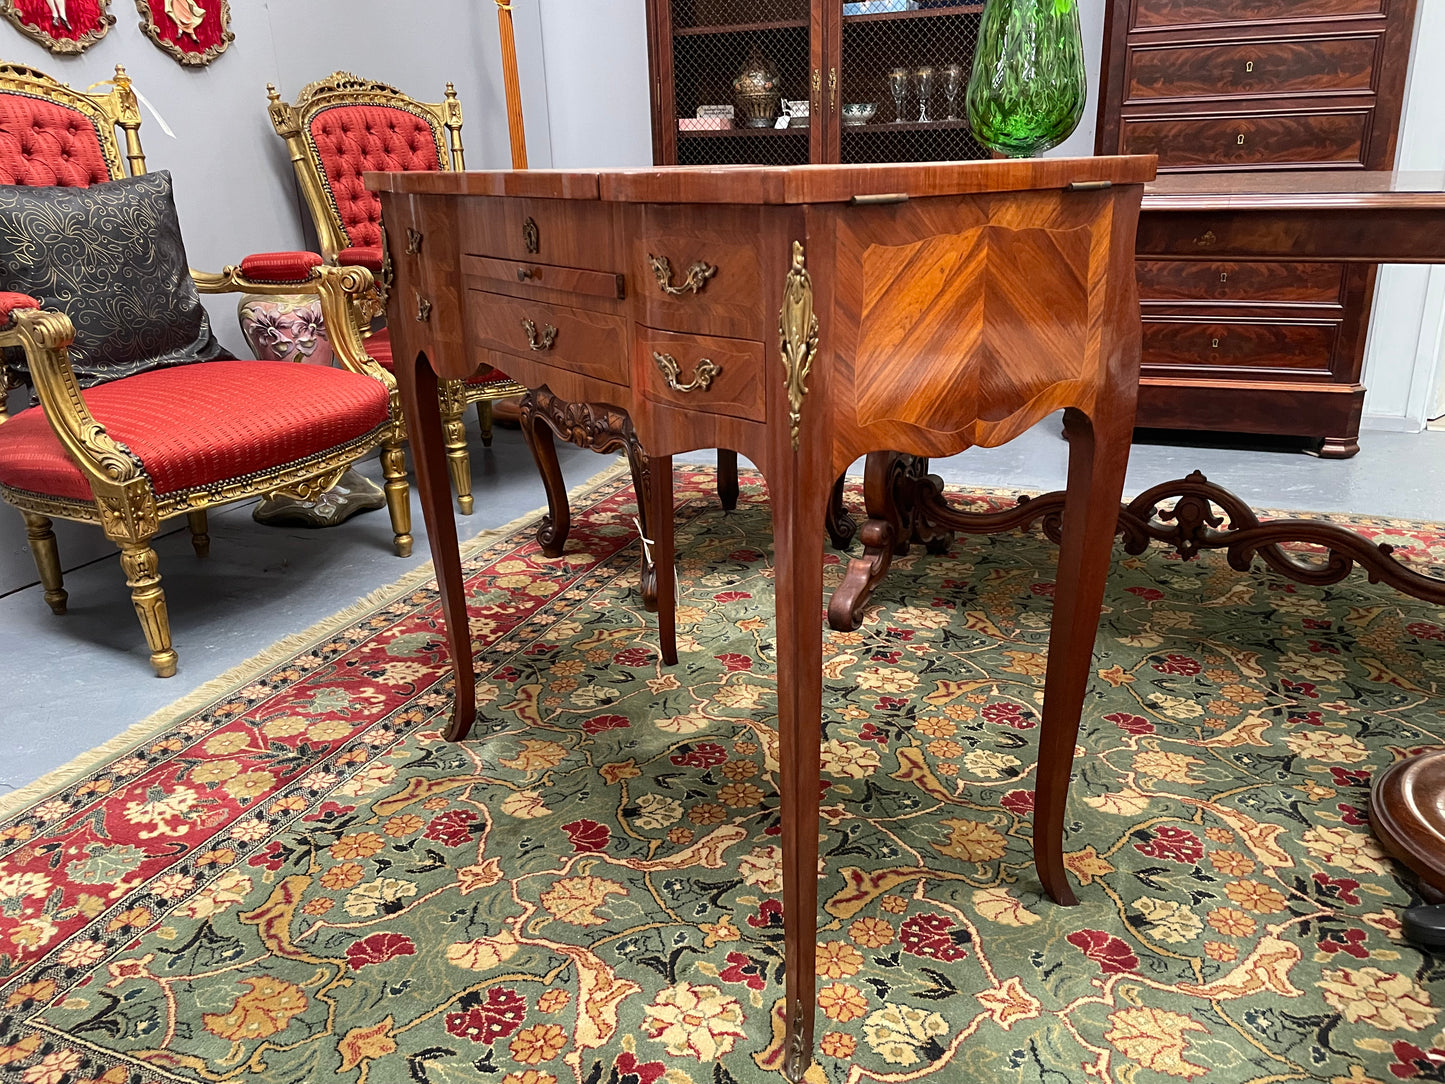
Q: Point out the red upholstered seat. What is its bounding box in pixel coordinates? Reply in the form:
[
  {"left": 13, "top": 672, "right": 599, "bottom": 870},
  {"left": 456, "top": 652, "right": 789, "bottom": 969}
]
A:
[
  {"left": 309, "top": 104, "right": 440, "bottom": 250},
  {"left": 365, "top": 328, "right": 508, "bottom": 387},
  {"left": 0, "top": 94, "right": 113, "bottom": 187},
  {"left": 0, "top": 361, "right": 390, "bottom": 502}
]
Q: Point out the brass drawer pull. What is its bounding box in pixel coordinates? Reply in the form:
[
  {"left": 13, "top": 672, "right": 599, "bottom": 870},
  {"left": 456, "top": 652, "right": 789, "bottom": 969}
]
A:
[
  {"left": 653, "top": 350, "right": 720, "bottom": 393},
  {"left": 649, "top": 254, "right": 717, "bottom": 296},
  {"left": 517, "top": 266, "right": 539, "bottom": 282},
  {"left": 522, "top": 318, "right": 557, "bottom": 351}
]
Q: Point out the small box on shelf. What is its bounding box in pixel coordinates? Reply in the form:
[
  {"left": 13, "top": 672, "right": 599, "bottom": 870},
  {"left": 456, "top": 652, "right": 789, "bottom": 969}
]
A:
[
  {"left": 679, "top": 116, "right": 734, "bottom": 131},
  {"left": 843, "top": 0, "right": 915, "bottom": 13}
]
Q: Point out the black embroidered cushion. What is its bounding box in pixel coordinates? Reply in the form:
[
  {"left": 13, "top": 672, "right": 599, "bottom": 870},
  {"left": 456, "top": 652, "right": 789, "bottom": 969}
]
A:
[{"left": 0, "top": 170, "right": 229, "bottom": 389}]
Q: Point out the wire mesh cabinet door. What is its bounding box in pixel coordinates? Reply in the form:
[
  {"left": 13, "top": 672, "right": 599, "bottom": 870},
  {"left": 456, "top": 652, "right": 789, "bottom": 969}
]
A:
[
  {"left": 647, "top": 0, "right": 826, "bottom": 166},
  {"left": 835, "top": 0, "right": 988, "bottom": 164},
  {"left": 647, "top": 0, "right": 990, "bottom": 167}
]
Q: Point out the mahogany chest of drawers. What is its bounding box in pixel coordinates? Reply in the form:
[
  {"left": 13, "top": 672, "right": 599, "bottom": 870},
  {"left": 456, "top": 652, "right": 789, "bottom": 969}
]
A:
[{"left": 1095, "top": 0, "right": 1418, "bottom": 456}]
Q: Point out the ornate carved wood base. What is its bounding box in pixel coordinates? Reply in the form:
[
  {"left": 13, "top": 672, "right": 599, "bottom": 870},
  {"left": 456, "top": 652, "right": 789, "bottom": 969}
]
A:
[
  {"left": 519, "top": 386, "right": 658, "bottom": 611},
  {"left": 828, "top": 457, "right": 1445, "bottom": 632}
]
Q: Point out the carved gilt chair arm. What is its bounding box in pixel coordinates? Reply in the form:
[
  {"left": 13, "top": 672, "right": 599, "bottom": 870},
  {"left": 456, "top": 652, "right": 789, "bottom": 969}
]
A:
[
  {"left": 190, "top": 258, "right": 395, "bottom": 391},
  {"left": 0, "top": 302, "right": 145, "bottom": 492}
]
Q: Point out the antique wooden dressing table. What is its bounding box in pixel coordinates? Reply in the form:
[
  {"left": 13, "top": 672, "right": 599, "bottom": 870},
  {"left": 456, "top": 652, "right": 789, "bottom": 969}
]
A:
[{"left": 369, "top": 157, "right": 1154, "bottom": 1077}]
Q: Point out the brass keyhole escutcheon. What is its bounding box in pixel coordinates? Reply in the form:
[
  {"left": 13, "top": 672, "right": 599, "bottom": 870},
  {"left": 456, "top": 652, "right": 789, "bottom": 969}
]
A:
[
  {"left": 522, "top": 317, "right": 557, "bottom": 351},
  {"left": 1245, "top": 60, "right": 1254, "bottom": 72},
  {"left": 405, "top": 228, "right": 423, "bottom": 255},
  {"left": 522, "top": 217, "right": 540, "bottom": 255},
  {"left": 1237, "top": 133, "right": 1246, "bottom": 145},
  {"left": 1220, "top": 272, "right": 1228, "bottom": 283},
  {"left": 415, "top": 292, "right": 432, "bottom": 323},
  {"left": 1211, "top": 337, "right": 1220, "bottom": 348},
  {"left": 652, "top": 351, "right": 721, "bottom": 393}
]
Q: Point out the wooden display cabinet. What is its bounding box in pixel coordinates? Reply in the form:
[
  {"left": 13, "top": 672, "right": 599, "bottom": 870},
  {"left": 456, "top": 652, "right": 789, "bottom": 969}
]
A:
[
  {"left": 1095, "top": 0, "right": 1419, "bottom": 456},
  {"left": 647, "top": 0, "right": 990, "bottom": 168}
]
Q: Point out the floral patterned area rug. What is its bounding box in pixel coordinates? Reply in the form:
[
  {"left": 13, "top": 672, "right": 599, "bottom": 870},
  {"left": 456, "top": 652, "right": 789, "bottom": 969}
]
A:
[{"left": 1, "top": 464, "right": 1443, "bottom": 1084}]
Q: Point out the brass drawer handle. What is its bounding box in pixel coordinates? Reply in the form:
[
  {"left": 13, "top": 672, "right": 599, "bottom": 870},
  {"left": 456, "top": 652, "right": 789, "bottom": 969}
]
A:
[
  {"left": 517, "top": 267, "right": 539, "bottom": 282},
  {"left": 652, "top": 350, "right": 721, "bottom": 393},
  {"left": 522, "top": 318, "right": 557, "bottom": 351},
  {"left": 649, "top": 254, "right": 717, "bottom": 296}
]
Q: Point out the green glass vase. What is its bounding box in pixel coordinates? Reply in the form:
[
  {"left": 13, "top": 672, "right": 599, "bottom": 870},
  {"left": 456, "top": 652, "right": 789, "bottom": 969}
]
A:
[{"left": 965, "top": 0, "right": 1087, "bottom": 158}]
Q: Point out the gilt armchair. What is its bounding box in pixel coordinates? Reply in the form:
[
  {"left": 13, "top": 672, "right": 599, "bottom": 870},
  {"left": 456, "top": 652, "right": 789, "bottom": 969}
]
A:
[
  {"left": 0, "top": 62, "right": 412, "bottom": 677},
  {"left": 267, "top": 71, "right": 526, "bottom": 515}
]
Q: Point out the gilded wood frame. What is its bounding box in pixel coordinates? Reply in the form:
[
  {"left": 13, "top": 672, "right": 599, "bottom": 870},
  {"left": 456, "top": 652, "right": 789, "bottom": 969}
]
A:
[
  {"left": 267, "top": 70, "right": 526, "bottom": 515},
  {"left": 0, "top": 63, "right": 412, "bottom": 676}
]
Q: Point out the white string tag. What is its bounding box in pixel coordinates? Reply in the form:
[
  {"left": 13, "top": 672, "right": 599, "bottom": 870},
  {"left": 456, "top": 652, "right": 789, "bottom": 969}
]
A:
[{"left": 88, "top": 79, "right": 177, "bottom": 139}]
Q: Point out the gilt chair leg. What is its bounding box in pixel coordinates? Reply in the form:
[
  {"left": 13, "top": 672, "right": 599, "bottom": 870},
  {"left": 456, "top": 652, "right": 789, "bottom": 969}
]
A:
[
  {"left": 440, "top": 379, "right": 474, "bottom": 515},
  {"left": 118, "top": 541, "right": 177, "bottom": 678},
  {"left": 186, "top": 509, "right": 210, "bottom": 558},
  {"left": 477, "top": 399, "right": 493, "bottom": 448},
  {"left": 381, "top": 434, "right": 414, "bottom": 558},
  {"left": 21, "top": 511, "right": 67, "bottom": 615}
]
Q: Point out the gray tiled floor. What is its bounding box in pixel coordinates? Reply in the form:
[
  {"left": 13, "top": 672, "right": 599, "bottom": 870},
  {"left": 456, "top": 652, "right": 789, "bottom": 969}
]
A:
[{"left": 2, "top": 414, "right": 1442, "bottom": 797}]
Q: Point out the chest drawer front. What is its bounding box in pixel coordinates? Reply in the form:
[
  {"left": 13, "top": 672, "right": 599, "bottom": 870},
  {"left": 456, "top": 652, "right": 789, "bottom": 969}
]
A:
[
  {"left": 459, "top": 197, "right": 617, "bottom": 270},
  {"left": 1125, "top": 38, "right": 1378, "bottom": 101},
  {"left": 1137, "top": 260, "right": 1345, "bottom": 305},
  {"left": 1133, "top": 0, "right": 1381, "bottom": 29},
  {"left": 1142, "top": 318, "right": 1338, "bottom": 378},
  {"left": 635, "top": 327, "right": 765, "bottom": 421},
  {"left": 632, "top": 205, "right": 767, "bottom": 341},
  {"left": 468, "top": 290, "right": 628, "bottom": 385},
  {"left": 1121, "top": 112, "right": 1367, "bottom": 169}
]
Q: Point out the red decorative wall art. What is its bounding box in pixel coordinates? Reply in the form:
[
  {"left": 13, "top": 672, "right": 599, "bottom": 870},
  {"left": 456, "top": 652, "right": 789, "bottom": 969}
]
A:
[
  {"left": 134, "top": 0, "right": 232, "bottom": 66},
  {"left": 1, "top": 0, "right": 114, "bottom": 53}
]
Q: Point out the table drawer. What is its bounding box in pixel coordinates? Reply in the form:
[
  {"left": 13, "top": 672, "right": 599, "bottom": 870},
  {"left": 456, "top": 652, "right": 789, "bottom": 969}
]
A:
[
  {"left": 463, "top": 254, "right": 625, "bottom": 304},
  {"left": 1133, "top": 0, "right": 1380, "bottom": 29},
  {"left": 459, "top": 197, "right": 617, "bottom": 270},
  {"left": 1142, "top": 318, "right": 1338, "bottom": 377},
  {"left": 468, "top": 290, "right": 628, "bottom": 385},
  {"left": 1137, "top": 260, "right": 1345, "bottom": 304},
  {"left": 1126, "top": 37, "right": 1378, "bottom": 101},
  {"left": 632, "top": 205, "right": 767, "bottom": 341},
  {"left": 1120, "top": 111, "right": 1368, "bottom": 169},
  {"left": 636, "top": 327, "right": 764, "bottom": 421}
]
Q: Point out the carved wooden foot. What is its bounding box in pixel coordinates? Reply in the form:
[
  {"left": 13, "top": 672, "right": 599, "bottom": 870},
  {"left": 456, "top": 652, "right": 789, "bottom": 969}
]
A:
[
  {"left": 119, "top": 541, "right": 176, "bottom": 678},
  {"left": 716, "top": 449, "right": 739, "bottom": 512},
  {"left": 518, "top": 387, "right": 659, "bottom": 611},
  {"left": 186, "top": 510, "right": 210, "bottom": 558},
  {"left": 826, "top": 474, "right": 855, "bottom": 550},
  {"left": 828, "top": 453, "right": 953, "bottom": 631},
  {"left": 1316, "top": 435, "right": 1361, "bottom": 459},
  {"left": 21, "top": 511, "right": 67, "bottom": 614},
  {"left": 380, "top": 434, "right": 414, "bottom": 558}
]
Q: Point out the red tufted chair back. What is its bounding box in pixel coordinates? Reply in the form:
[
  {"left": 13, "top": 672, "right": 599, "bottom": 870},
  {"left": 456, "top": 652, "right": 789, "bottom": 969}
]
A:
[
  {"left": 307, "top": 104, "right": 444, "bottom": 251},
  {"left": 269, "top": 73, "right": 463, "bottom": 268},
  {"left": 0, "top": 94, "right": 115, "bottom": 187}
]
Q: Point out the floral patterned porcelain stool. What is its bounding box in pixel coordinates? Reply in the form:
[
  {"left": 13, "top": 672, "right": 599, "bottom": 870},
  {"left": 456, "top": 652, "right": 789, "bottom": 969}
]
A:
[{"left": 238, "top": 293, "right": 387, "bottom": 528}]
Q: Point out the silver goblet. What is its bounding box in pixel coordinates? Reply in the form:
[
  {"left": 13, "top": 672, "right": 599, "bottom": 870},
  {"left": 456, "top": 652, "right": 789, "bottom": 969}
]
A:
[
  {"left": 942, "top": 63, "right": 964, "bottom": 120},
  {"left": 914, "top": 66, "right": 935, "bottom": 123},
  {"left": 887, "top": 67, "right": 909, "bottom": 123}
]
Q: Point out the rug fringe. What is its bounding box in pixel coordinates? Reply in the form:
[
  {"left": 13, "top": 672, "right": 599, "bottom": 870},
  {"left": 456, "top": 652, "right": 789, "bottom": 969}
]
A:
[{"left": 0, "top": 457, "right": 633, "bottom": 819}]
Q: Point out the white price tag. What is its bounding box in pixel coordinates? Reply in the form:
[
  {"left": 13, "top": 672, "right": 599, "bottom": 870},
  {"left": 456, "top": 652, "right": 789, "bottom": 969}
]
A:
[{"left": 774, "top": 116, "right": 790, "bottom": 130}]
